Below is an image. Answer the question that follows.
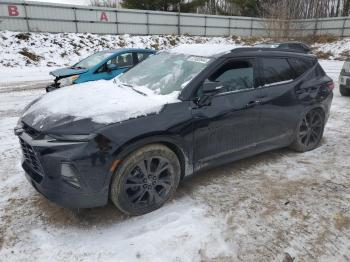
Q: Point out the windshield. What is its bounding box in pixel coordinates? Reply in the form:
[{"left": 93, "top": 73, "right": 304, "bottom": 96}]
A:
[
  {"left": 73, "top": 52, "right": 114, "bottom": 69},
  {"left": 118, "top": 52, "right": 213, "bottom": 95}
]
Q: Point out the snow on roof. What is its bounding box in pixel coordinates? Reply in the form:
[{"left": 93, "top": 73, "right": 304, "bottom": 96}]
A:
[{"left": 168, "top": 44, "right": 237, "bottom": 57}]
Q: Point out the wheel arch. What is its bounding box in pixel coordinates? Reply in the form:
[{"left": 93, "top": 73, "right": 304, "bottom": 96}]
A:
[
  {"left": 313, "top": 105, "right": 326, "bottom": 114},
  {"left": 300, "top": 105, "right": 326, "bottom": 123},
  {"left": 110, "top": 134, "right": 192, "bottom": 181},
  {"left": 291, "top": 105, "right": 327, "bottom": 141},
  {"left": 309, "top": 105, "right": 326, "bottom": 122}
]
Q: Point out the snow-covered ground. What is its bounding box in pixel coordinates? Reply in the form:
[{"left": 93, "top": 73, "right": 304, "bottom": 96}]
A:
[
  {"left": 0, "top": 31, "right": 244, "bottom": 68},
  {"left": 2, "top": 30, "right": 350, "bottom": 85},
  {"left": 0, "top": 31, "right": 246, "bottom": 86},
  {"left": 0, "top": 59, "right": 349, "bottom": 261}
]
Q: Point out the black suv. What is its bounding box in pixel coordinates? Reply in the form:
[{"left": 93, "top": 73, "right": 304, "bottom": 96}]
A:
[{"left": 15, "top": 45, "right": 333, "bottom": 215}]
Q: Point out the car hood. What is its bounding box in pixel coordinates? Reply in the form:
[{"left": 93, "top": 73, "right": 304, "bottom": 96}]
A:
[
  {"left": 50, "top": 67, "right": 89, "bottom": 78},
  {"left": 21, "top": 79, "right": 180, "bottom": 133}
]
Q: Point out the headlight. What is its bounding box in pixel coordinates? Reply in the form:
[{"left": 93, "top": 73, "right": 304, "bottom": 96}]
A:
[
  {"left": 58, "top": 75, "right": 80, "bottom": 87},
  {"left": 47, "top": 133, "right": 96, "bottom": 142}
]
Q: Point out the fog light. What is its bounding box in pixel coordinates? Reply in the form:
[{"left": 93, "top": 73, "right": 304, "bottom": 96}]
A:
[{"left": 61, "top": 162, "right": 81, "bottom": 188}]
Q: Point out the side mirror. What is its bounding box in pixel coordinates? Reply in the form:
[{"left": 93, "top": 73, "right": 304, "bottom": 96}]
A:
[
  {"left": 202, "top": 80, "right": 223, "bottom": 95},
  {"left": 106, "top": 64, "right": 118, "bottom": 72},
  {"left": 196, "top": 80, "right": 223, "bottom": 107}
]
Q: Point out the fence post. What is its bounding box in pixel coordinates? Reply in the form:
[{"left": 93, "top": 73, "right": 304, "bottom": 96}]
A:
[
  {"left": 204, "top": 15, "right": 207, "bottom": 36},
  {"left": 313, "top": 18, "right": 318, "bottom": 36},
  {"left": 146, "top": 11, "right": 149, "bottom": 35},
  {"left": 23, "top": 3, "right": 30, "bottom": 32},
  {"left": 115, "top": 10, "right": 119, "bottom": 34},
  {"left": 73, "top": 7, "right": 78, "bottom": 33},
  {"left": 250, "top": 17, "right": 253, "bottom": 37},
  {"left": 341, "top": 17, "right": 347, "bottom": 37},
  {"left": 228, "top": 17, "right": 231, "bottom": 36},
  {"left": 177, "top": 12, "right": 181, "bottom": 35}
]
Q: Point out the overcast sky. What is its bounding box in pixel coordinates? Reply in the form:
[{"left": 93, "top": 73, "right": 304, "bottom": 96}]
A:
[{"left": 32, "top": 0, "right": 90, "bottom": 5}]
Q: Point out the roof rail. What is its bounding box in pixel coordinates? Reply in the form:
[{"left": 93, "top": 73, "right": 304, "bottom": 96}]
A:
[{"left": 230, "top": 47, "right": 311, "bottom": 54}]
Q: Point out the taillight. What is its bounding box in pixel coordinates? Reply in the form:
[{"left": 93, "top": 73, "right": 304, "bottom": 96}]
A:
[{"left": 327, "top": 81, "right": 335, "bottom": 91}]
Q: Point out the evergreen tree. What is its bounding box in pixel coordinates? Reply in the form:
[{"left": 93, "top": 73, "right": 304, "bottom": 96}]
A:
[{"left": 121, "top": 0, "right": 202, "bottom": 13}]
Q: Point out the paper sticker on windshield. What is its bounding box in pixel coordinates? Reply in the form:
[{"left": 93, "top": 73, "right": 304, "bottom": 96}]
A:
[{"left": 187, "top": 56, "right": 210, "bottom": 64}]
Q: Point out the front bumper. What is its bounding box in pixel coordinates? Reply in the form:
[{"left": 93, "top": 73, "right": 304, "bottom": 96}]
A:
[
  {"left": 17, "top": 131, "right": 114, "bottom": 208},
  {"left": 46, "top": 82, "right": 60, "bottom": 92}
]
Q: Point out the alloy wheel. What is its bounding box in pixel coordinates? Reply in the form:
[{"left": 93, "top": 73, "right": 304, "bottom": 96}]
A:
[
  {"left": 299, "top": 110, "right": 323, "bottom": 149},
  {"left": 123, "top": 157, "right": 174, "bottom": 207}
]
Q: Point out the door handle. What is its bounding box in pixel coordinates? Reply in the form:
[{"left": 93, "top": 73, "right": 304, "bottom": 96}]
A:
[{"left": 246, "top": 100, "right": 261, "bottom": 108}]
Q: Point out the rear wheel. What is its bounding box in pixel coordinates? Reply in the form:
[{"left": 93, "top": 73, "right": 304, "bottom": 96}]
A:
[
  {"left": 110, "top": 144, "right": 181, "bottom": 216},
  {"left": 290, "top": 109, "right": 325, "bottom": 152},
  {"left": 340, "top": 85, "right": 350, "bottom": 96}
]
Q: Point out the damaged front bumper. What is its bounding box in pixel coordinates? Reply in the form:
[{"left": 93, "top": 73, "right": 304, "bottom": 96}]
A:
[
  {"left": 16, "top": 129, "right": 114, "bottom": 208},
  {"left": 46, "top": 82, "right": 60, "bottom": 92}
]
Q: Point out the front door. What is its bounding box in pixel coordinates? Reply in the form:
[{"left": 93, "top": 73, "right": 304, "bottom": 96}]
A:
[
  {"left": 94, "top": 52, "right": 135, "bottom": 81},
  {"left": 192, "top": 58, "right": 263, "bottom": 170}
]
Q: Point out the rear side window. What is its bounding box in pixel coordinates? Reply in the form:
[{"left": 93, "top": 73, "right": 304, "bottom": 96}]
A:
[
  {"left": 137, "top": 53, "right": 151, "bottom": 63},
  {"left": 104, "top": 53, "right": 134, "bottom": 69},
  {"left": 314, "top": 64, "right": 326, "bottom": 76},
  {"left": 288, "top": 57, "right": 315, "bottom": 78},
  {"left": 261, "top": 58, "right": 294, "bottom": 86},
  {"left": 289, "top": 44, "right": 304, "bottom": 52}
]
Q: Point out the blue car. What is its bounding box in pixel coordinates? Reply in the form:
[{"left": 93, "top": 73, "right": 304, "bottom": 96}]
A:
[{"left": 46, "top": 48, "right": 155, "bottom": 92}]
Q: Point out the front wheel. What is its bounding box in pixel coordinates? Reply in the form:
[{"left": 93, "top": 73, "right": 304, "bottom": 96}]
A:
[
  {"left": 290, "top": 109, "right": 325, "bottom": 152},
  {"left": 110, "top": 144, "right": 181, "bottom": 216}
]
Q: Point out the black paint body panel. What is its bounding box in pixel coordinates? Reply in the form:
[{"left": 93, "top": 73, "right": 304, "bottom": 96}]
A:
[{"left": 16, "top": 49, "right": 333, "bottom": 208}]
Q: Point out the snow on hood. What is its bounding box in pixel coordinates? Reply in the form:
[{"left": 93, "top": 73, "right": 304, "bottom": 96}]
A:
[
  {"left": 23, "top": 79, "right": 180, "bottom": 128},
  {"left": 169, "top": 44, "right": 237, "bottom": 57}
]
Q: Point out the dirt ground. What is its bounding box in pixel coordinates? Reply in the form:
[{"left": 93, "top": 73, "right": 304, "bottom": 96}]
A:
[{"left": 0, "top": 61, "right": 349, "bottom": 262}]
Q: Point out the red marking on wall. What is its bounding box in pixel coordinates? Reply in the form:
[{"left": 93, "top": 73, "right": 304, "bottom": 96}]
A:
[
  {"left": 8, "top": 5, "right": 19, "bottom": 17},
  {"left": 100, "top": 12, "right": 108, "bottom": 22}
]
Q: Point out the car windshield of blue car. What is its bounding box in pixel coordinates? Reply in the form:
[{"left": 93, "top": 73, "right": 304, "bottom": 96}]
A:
[
  {"left": 73, "top": 52, "right": 114, "bottom": 69},
  {"left": 118, "top": 52, "right": 213, "bottom": 95}
]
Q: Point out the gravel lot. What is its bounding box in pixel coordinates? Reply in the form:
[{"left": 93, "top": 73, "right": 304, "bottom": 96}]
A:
[{"left": 0, "top": 61, "right": 349, "bottom": 262}]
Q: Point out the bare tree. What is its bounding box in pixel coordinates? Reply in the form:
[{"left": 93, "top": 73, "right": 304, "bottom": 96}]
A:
[
  {"left": 260, "top": 1, "right": 298, "bottom": 40},
  {"left": 90, "top": 0, "right": 121, "bottom": 8},
  {"left": 260, "top": 0, "right": 346, "bottom": 40}
]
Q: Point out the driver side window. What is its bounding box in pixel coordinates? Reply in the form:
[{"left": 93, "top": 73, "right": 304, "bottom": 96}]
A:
[
  {"left": 110, "top": 53, "right": 134, "bottom": 68},
  {"left": 209, "top": 60, "right": 255, "bottom": 93},
  {"left": 97, "top": 53, "right": 134, "bottom": 73}
]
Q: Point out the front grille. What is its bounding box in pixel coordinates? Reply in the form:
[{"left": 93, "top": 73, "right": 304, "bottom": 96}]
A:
[
  {"left": 20, "top": 138, "right": 44, "bottom": 179},
  {"left": 22, "top": 123, "right": 41, "bottom": 138}
]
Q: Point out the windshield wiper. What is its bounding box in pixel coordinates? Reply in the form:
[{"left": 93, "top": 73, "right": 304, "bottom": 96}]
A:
[
  {"left": 120, "top": 83, "right": 147, "bottom": 96},
  {"left": 131, "top": 86, "right": 147, "bottom": 96}
]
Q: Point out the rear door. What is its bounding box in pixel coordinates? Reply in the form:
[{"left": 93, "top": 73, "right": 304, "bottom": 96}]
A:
[{"left": 256, "top": 56, "right": 302, "bottom": 149}]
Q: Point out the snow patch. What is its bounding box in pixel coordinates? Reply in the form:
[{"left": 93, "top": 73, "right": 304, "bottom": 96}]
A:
[
  {"left": 0, "top": 31, "right": 243, "bottom": 68},
  {"left": 23, "top": 79, "right": 180, "bottom": 125},
  {"left": 169, "top": 44, "right": 238, "bottom": 57}
]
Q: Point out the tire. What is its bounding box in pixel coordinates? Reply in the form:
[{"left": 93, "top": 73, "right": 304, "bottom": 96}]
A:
[
  {"left": 340, "top": 85, "right": 350, "bottom": 96},
  {"left": 290, "top": 109, "right": 325, "bottom": 152},
  {"left": 110, "top": 144, "right": 181, "bottom": 216}
]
